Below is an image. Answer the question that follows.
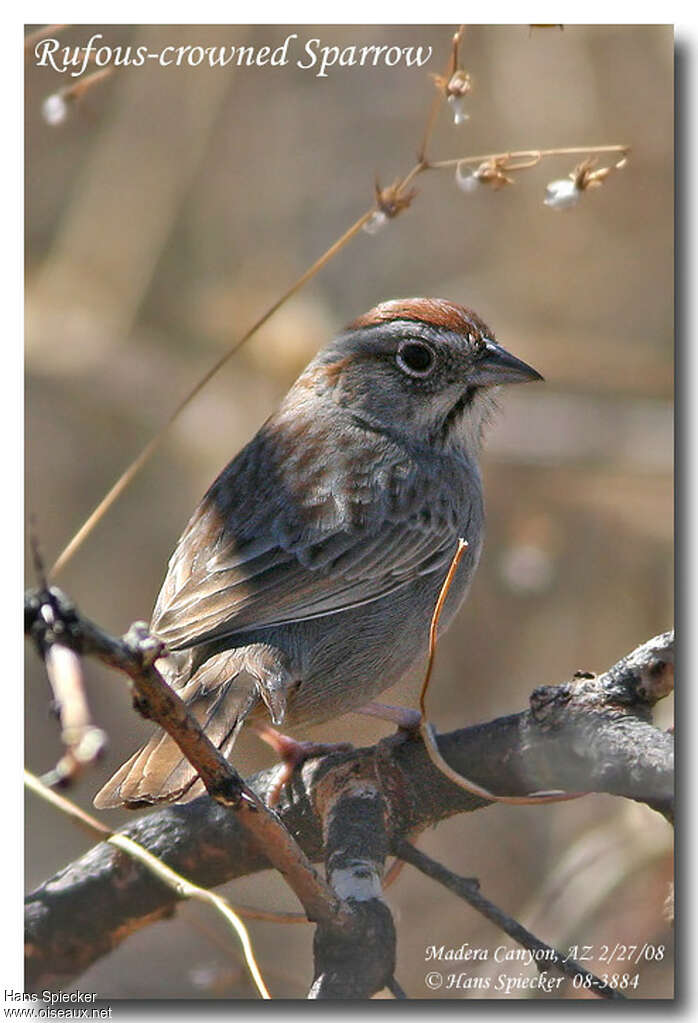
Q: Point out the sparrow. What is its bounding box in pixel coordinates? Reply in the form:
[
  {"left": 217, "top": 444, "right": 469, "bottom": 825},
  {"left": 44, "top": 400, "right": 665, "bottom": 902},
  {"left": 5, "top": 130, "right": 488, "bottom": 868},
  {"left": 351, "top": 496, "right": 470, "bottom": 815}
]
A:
[{"left": 95, "top": 297, "right": 542, "bottom": 809}]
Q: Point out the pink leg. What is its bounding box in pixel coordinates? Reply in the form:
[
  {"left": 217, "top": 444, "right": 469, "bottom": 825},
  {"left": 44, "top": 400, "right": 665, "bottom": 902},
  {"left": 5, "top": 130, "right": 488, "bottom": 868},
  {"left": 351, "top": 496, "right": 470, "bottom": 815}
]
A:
[
  {"left": 354, "top": 700, "right": 422, "bottom": 732},
  {"left": 253, "top": 725, "right": 353, "bottom": 805}
]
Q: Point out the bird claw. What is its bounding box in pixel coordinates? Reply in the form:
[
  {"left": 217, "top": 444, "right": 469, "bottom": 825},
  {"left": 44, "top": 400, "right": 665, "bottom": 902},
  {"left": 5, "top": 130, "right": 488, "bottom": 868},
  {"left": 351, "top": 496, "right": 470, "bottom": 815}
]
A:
[
  {"left": 235, "top": 644, "right": 296, "bottom": 728},
  {"left": 256, "top": 676, "right": 288, "bottom": 728},
  {"left": 253, "top": 726, "right": 353, "bottom": 805}
]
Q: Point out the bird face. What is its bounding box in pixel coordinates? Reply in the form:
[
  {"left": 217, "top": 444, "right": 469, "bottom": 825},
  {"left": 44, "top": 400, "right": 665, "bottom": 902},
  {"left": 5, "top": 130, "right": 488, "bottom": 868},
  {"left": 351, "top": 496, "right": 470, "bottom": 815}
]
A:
[{"left": 302, "top": 298, "right": 543, "bottom": 453}]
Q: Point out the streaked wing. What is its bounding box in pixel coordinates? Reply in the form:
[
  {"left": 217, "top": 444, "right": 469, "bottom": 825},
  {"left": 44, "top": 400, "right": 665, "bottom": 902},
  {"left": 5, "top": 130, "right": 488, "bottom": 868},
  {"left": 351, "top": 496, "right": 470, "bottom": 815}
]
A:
[{"left": 152, "top": 414, "right": 468, "bottom": 650}]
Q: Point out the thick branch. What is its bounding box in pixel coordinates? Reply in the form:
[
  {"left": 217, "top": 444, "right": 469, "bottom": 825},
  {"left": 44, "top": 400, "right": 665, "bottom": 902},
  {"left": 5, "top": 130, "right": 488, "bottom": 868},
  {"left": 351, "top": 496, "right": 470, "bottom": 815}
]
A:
[
  {"left": 25, "top": 587, "right": 350, "bottom": 931},
  {"left": 309, "top": 771, "right": 394, "bottom": 998}
]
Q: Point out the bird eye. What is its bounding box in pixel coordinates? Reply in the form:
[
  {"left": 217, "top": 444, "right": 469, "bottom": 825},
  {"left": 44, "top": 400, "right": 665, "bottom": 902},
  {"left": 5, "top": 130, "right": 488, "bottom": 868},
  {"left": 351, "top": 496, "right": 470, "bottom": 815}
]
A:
[{"left": 396, "top": 341, "right": 435, "bottom": 377}]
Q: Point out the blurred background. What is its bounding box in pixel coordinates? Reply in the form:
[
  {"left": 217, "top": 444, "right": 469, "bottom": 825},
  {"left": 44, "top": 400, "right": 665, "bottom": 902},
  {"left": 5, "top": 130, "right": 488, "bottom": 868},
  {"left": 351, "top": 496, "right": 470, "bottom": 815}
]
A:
[{"left": 25, "top": 24, "right": 673, "bottom": 999}]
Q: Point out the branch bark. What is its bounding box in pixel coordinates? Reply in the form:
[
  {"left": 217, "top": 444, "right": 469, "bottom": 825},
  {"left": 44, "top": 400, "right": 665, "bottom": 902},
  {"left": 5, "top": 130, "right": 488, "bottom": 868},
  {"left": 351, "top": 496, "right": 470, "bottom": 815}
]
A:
[
  {"left": 25, "top": 587, "right": 351, "bottom": 932},
  {"left": 25, "top": 630, "right": 673, "bottom": 992},
  {"left": 309, "top": 771, "right": 394, "bottom": 997}
]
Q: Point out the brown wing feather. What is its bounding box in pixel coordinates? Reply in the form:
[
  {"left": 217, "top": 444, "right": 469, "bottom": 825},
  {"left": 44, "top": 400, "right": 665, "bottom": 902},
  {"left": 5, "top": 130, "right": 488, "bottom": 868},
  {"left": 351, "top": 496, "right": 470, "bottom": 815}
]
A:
[
  {"left": 93, "top": 653, "right": 259, "bottom": 808},
  {"left": 150, "top": 412, "right": 469, "bottom": 651}
]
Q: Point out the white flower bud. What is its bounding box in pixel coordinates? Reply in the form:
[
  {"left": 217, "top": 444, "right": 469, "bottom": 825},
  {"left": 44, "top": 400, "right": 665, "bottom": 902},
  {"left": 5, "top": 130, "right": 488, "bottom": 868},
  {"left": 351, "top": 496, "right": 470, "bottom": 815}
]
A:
[
  {"left": 544, "top": 178, "right": 580, "bottom": 210},
  {"left": 42, "top": 93, "right": 69, "bottom": 126},
  {"left": 447, "top": 94, "right": 470, "bottom": 125},
  {"left": 455, "top": 164, "right": 480, "bottom": 193},
  {"left": 363, "top": 210, "right": 389, "bottom": 235}
]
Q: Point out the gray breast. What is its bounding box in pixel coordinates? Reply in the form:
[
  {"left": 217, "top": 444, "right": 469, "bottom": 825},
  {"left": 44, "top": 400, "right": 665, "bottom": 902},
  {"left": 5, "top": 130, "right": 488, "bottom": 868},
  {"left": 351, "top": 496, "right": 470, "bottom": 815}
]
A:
[{"left": 280, "top": 520, "right": 483, "bottom": 727}]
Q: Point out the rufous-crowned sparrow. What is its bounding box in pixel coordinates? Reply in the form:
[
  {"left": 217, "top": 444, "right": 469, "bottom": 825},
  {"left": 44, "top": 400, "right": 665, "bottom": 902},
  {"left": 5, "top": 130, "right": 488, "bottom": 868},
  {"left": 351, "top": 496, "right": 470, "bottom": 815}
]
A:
[{"left": 95, "top": 298, "right": 542, "bottom": 809}]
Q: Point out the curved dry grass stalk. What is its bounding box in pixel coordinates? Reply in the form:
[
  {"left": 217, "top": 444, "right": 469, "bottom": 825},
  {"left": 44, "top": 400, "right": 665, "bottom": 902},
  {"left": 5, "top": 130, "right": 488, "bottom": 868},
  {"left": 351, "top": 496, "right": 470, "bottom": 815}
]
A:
[
  {"left": 46, "top": 24, "right": 629, "bottom": 578},
  {"left": 417, "top": 540, "right": 587, "bottom": 806},
  {"left": 24, "top": 771, "right": 273, "bottom": 997}
]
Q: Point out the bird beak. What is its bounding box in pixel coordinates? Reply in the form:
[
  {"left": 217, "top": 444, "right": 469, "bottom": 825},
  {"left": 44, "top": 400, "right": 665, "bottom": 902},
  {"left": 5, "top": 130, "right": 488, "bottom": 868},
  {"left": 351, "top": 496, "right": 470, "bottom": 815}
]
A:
[{"left": 474, "top": 340, "right": 544, "bottom": 386}]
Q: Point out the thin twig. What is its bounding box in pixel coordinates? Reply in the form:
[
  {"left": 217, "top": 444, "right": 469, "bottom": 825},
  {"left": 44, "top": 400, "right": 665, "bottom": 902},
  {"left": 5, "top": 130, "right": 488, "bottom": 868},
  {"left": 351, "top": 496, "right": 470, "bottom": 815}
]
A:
[
  {"left": 40, "top": 642, "right": 108, "bottom": 788},
  {"left": 387, "top": 976, "right": 408, "bottom": 999},
  {"left": 395, "top": 839, "right": 625, "bottom": 1001},
  {"left": 23, "top": 769, "right": 307, "bottom": 924},
  {"left": 49, "top": 210, "right": 373, "bottom": 577},
  {"left": 419, "top": 537, "right": 468, "bottom": 717},
  {"left": 383, "top": 855, "right": 407, "bottom": 889},
  {"left": 28, "top": 515, "right": 48, "bottom": 590},
  {"left": 24, "top": 771, "right": 272, "bottom": 999},
  {"left": 418, "top": 540, "right": 586, "bottom": 805},
  {"left": 24, "top": 631, "right": 673, "bottom": 990},
  {"left": 24, "top": 769, "right": 111, "bottom": 837},
  {"left": 416, "top": 24, "right": 464, "bottom": 163},
  {"left": 25, "top": 589, "right": 352, "bottom": 932},
  {"left": 66, "top": 68, "right": 114, "bottom": 102},
  {"left": 420, "top": 721, "right": 585, "bottom": 805},
  {"left": 430, "top": 143, "right": 630, "bottom": 171},
  {"left": 26, "top": 550, "right": 108, "bottom": 788},
  {"left": 46, "top": 25, "right": 629, "bottom": 579}
]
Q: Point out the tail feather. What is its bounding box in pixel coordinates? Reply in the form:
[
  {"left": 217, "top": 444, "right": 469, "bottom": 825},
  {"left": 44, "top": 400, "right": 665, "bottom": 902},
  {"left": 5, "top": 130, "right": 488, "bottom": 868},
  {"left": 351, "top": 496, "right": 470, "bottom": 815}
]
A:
[{"left": 94, "top": 653, "right": 260, "bottom": 809}]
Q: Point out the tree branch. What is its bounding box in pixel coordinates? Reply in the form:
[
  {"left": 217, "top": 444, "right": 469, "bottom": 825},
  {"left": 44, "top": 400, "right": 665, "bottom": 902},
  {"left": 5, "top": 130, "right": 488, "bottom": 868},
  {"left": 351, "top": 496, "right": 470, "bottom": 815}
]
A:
[
  {"left": 25, "top": 630, "right": 672, "bottom": 991},
  {"left": 308, "top": 770, "right": 394, "bottom": 997},
  {"left": 25, "top": 587, "right": 351, "bottom": 933}
]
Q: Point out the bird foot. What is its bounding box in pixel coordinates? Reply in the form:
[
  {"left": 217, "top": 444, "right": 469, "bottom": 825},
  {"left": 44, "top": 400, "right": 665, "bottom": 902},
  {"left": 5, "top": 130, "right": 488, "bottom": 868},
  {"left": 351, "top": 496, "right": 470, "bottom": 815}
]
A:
[{"left": 253, "top": 725, "right": 353, "bottom": 805}]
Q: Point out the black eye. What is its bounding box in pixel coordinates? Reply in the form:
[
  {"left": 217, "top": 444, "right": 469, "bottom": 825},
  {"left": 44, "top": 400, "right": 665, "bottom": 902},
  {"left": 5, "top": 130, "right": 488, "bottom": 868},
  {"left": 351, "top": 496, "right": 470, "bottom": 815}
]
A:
[{"left": 396, "top": 341, "right": 435, "bottom": 377}]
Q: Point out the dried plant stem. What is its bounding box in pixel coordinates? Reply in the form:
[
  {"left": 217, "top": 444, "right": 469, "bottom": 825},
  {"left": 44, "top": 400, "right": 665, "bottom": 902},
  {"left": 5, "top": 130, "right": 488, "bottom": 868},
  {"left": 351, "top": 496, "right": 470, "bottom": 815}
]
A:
[
  {"left": 416, "top": 24, "right": 464, "bottom": 162},
  {"left": 24, "top": 769, "right": 111, "bottom": 837},
  {"left": 46, "top": 20, "right": 628, "bottom": 580},
  {"left": 25, "top": 769, "right": 308, "bottom": 924},
  {"left": 418, "top": 541, "right": 585, "bottom": 806},
  {"left": 420, "top": 721, "right": 585, "bottom": 806},
  {"left": 419, "top": 538, "right": 468, "bottom": 717},
  {"left": 67, "top": 68, "right": 114, "bottom": 101},
  {"left": 397, "top": 161, "right": 425, "bottom": 193},
  {"left": 49, "top": 210, "right": 373, "bottom": 577},
  {"left": 40, "top": 642, "right": 107, "bottom": 788},
  {"left": 429, "top": 143, "right": 629, "bottom": 171},
  {"left": 24, "top": 771, "right": 272, "bottom": 998},
  {"left": 27, "top": 531, "right": 107, "bottom": 786},
  {"left": 26, "top": 591, "right": 351, "bottom": 931}
]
